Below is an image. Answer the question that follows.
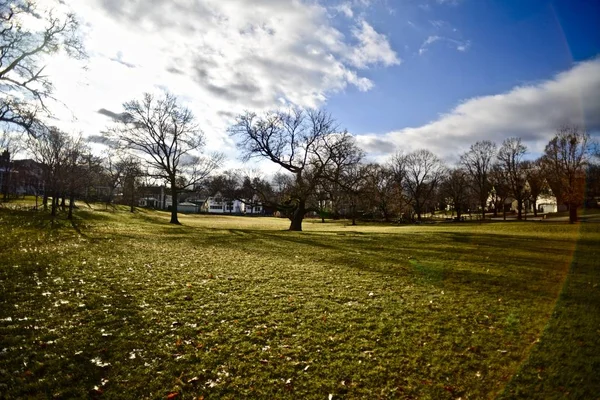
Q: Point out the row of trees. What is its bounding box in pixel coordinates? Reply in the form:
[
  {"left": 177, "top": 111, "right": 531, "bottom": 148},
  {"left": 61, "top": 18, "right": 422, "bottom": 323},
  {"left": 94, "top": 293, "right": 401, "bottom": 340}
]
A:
[
  {"left": 2, "top": 128, "right": 144, "bottom": 218},
  {"left": 222, "top": 110, "right": 596, "bottom": 230},
  {"left": 1, "top": 1, "right": 597, "bottom": 229},
  {"left": 6, "top": 101, "right": 596, "bottom": 230}
]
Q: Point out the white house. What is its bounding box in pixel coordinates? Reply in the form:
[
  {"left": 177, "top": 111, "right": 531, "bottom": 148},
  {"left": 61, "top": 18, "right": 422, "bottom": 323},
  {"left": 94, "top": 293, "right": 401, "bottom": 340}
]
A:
[
  {"left": 138, "top": 186, "right": 171, "bottom": 209},
  {"left": 203, "top": 192, "right": 263, "bottom": 214},
  {"left": 536, "top": 193, "right": 558, "bottom": 213}
]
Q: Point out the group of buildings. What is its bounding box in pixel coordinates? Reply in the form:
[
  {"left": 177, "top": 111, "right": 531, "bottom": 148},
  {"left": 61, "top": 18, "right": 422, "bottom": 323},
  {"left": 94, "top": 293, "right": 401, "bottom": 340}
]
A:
[
  {"left": 1, "top": 151, "right": 565, "bottom": 216},
  {"left": 136, "top": 186, "right": 265, "bottom": 215}
]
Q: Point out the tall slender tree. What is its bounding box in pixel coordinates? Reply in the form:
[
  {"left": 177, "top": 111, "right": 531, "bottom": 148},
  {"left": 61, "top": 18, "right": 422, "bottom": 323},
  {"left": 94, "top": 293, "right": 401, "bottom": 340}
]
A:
[
  {"left": 522, "top": 159, "right": 547, "bottom": 217},
  {"left": 460, "top": 140, "right": 496, "bottom": 219},
  {"left": 497, "top": 137, "right": 527, "bottom": 220}
]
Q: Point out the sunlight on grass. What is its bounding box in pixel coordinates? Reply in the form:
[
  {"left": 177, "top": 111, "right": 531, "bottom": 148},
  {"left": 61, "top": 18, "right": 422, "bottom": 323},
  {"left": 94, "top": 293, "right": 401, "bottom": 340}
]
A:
[{"left": 0, "top": 208, "right": 597, "bottom": 399}]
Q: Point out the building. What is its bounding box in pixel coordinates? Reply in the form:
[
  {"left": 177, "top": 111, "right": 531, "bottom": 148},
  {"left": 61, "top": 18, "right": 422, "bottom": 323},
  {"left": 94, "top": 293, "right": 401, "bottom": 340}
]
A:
[
  {"left": 203, "top": 192, "right": 263, "bottom": 215},
  {"left": 1, "top": 154, "right": 45, "bottom": 198},
  {"left": 138, "top": 186, "right": 171, "bottom": 209}
]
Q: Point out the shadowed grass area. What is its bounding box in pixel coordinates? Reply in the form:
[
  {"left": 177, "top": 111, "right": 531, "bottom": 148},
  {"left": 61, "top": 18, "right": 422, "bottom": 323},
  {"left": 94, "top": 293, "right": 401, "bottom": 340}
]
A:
[{"left": 0, "top": 208, "right": 598, "bottom": 399}]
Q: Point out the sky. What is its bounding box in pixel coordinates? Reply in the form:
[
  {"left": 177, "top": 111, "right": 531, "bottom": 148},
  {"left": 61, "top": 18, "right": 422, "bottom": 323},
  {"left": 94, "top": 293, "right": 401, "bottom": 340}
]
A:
[{"left": 32, "top": 0, "right": 600, "bottom": 169}]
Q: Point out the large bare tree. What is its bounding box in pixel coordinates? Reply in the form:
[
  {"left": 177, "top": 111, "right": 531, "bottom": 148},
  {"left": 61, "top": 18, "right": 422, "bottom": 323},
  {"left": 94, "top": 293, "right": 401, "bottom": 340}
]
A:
[
  {"left": 460, "top": 140, "right": 496, "bottom": 219},
  {"left": 1, "top": 0, "right": 84, "bottom": 135},
  {"left": 107, "top": 92, "right": 222, "bottom": 224},
  {"left": 541, "top": 126, "right": 591, "bottom": 223},
  {"left": 230, "top": 108, "right": 358, "bottom": 231}
]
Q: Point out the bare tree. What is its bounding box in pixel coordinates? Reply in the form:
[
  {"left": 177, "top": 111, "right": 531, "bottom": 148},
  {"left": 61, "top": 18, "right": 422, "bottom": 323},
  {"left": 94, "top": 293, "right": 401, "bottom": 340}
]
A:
[
  {"left": 1, "top": 0, "right": 84, "bottom": 135},
  {"left": 541, "top": 126, "right": 591, "bottom": 223},
  {"left": 27, "top": 127, "right": 70, "bottom": 216},
  {"left": 586, "top": 163, "right": 600, "bottom": 209},
  {"left": 522, "top": 159, "right": 547, "bottom": 217},
  {"left": 362, "top": 163, "right": 401, "bottom": 222},
  {"left": 399, "top": 149, "right": 446, "bottom": 221},
  {"left": 497, "top": 137, "right": 527, "bottom": 220},
  {"left": 0, "top": 130, "right": 23, "bottom": 200},
  {"left": 120, "top": 156, "right": 143, "bottom": 213},
  {"left": 460, "top": 140, "right": 496, "bottom": 220},
  {"left": 440, "top": 167, "right": 471, "bottom": 220},
  {"left": 335, "top": 162, "right": 368, "bottom": 225},
  {"left": 62, "top": 136, "right": 98, "bottom": 220},
  {"left": 230, "top": 108, "right": 357, "bottom": 231},
  {"left": 106, "top": 92, "right": 222, "bottom": 224},
  {"left": 101, "top": 150, "right": 127, "bottom": 209},
  {"left": 490, "top": 163, "right": 511, "bottom": 220},
  {"left": 322, "top": 133, "right": 364, "bottom": 223}
]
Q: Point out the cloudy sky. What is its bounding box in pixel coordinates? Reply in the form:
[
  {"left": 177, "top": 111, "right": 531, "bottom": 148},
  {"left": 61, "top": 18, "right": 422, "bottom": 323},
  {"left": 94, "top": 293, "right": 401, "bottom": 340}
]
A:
[{"left": 38, "top": 0, "right": 600, "bottom": 168}]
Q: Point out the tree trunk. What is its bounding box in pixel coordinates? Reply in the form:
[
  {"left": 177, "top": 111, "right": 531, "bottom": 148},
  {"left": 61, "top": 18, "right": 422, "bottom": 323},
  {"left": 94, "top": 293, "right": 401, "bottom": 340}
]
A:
[
  {"left": 289, "top": 200, "right": 305, "bottom": 231},
  {"left": 51, "top": 192, "right": 57, "bottom": 216},
  {"left": 170, "top": 183, "right": 180, "bottom": 224},
  {"left": 493, "top": 197, "right": 498, "bottom": 217},
  {"left": 517, "top": 198, "right": 523, "bottom": 220},
  {"left": 532, "top": 197, "right": 538, "bottom": 217},
  {"left": 481, "top": 199, "right": 486, "bottom": 220},
  {"left": 67, "top": 192, "right": 75, "bottom": 220},
  {"left": 130, "top": 183, "right": 135, "bottom": 213},
  {"left": 61, "top": 195, "right": 66, "bottom": 211},
  {"left": 503, "top": 199, "right": 506, "bottom": 221},
  {"left": 43, "top": 193, "right": 48, "bottom": 211},
  {"left": 569, "top": 204, "right": 577, "bottom": 223}
]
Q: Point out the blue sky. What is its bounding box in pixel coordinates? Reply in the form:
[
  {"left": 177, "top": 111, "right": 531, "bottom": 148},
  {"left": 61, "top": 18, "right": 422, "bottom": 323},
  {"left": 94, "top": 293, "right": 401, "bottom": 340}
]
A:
[
  {"left": 38, "top": 0, "right": 600, "bottom": 166},
  {"left": 326, "top": 0, "right": 600, "bottom": 135}
]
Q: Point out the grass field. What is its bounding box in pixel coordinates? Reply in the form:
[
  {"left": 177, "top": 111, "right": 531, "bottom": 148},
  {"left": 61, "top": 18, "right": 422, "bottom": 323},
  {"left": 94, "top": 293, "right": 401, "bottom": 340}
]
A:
[{"left": 0, "top": 207, "right": 598, "bottom": 399}]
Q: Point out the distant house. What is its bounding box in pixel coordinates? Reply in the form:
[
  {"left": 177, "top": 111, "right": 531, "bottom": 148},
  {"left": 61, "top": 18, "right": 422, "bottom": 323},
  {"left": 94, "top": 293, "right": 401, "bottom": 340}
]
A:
[
  {"left": 1, "top": 155, "right": 45, "bottom": 197},
  {"left": 536, "top": 193, "right": 558, "bottom": 213},
  {"left": 138, "top": 186, "right": 171, "bottom": 209},
  {"left": 244, "top": 195, "right": 264, "bottom": 215},
  {"left": 503, "top": 192, "right": 558, "bottom": 214},
  {"left": 203, "top": 192, "right": 263, "bottom": 215},
  {"left": 204, "top": 192, "right": 244, "bottom": 214},
  {"left": 178, "top": 202, "right": 199, "bottom": 213}
]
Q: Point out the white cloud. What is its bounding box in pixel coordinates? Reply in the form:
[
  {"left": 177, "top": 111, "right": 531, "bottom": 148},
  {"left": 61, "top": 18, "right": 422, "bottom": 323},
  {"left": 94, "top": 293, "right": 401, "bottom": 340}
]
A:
[
  {"left": 348, "top": 20, "right": 401, "bottom": 68},
  {"left": 436, "top": 0, "right": 462, "bottom": 5},
  {"left": 357, "top": 58, "right": 600, "bottom": 161},
  {"left": 419, "top": 35, "right": 470, "bottom": 55},
  {"left": 334, "top": 2, "right": 354, "bottom": 18},
  {"left": 36, "top": 0, "right": 398, "bottom": 171}
]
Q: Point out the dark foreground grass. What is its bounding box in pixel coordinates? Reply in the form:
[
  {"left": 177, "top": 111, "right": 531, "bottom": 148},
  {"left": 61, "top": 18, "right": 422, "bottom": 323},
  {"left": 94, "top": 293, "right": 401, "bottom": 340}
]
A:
[{"left": 0, "top": 208, "right": 598, "bottom": 399}]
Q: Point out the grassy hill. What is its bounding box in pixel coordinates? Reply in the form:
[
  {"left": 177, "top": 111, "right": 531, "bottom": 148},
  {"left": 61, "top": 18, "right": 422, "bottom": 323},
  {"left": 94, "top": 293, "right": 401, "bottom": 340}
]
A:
[{"left": 0, "top": 207, "right": 598, "bottom": 399}]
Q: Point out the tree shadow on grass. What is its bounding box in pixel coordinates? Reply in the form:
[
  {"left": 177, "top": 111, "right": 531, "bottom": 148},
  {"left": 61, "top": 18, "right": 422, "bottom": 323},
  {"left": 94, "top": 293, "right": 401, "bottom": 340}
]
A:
[
  {"left": 134, "top": 225, "right": 580, "bottom": 304},
  {"left": 498, "top": 226, "right": 600, "bottom": 399}
]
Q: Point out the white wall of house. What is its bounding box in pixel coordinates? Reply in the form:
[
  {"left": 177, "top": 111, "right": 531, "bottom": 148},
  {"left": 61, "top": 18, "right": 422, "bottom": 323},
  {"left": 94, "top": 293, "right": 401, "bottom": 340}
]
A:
[
  {"left": 536, "top": 194, "right": 557, "bottom": 213},
  {"left": 204, "top": 192, "right": 263, "bottom": 214}
]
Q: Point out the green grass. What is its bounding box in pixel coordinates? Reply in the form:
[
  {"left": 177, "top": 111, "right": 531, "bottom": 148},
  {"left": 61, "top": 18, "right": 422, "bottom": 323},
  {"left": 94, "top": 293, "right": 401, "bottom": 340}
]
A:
[{"left": 0, "top": 208, "right": 598, "bottom": 399}]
